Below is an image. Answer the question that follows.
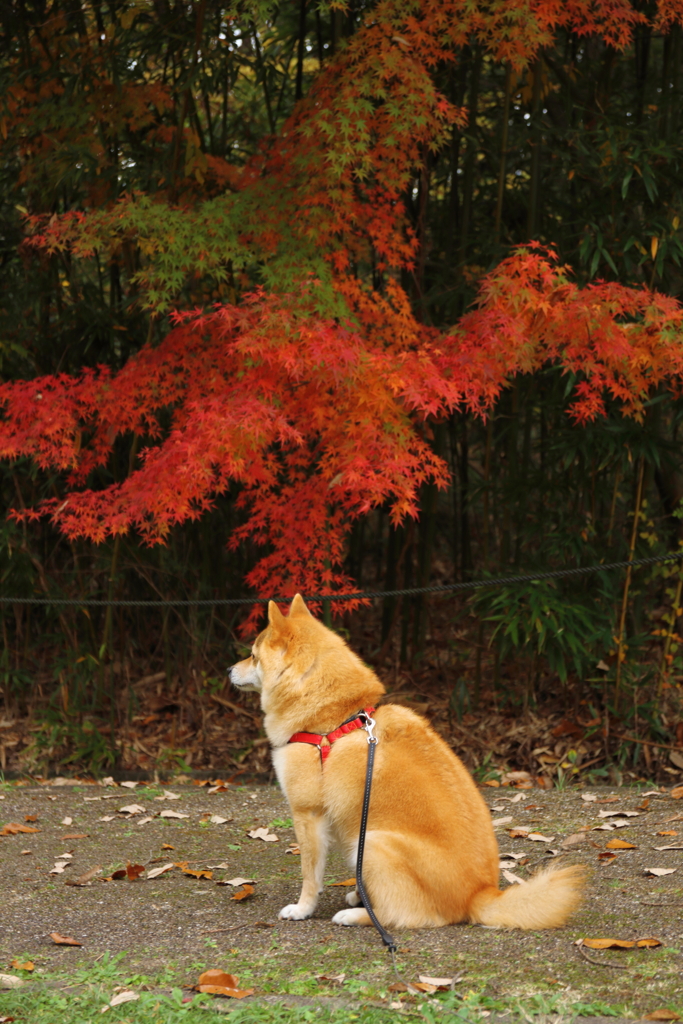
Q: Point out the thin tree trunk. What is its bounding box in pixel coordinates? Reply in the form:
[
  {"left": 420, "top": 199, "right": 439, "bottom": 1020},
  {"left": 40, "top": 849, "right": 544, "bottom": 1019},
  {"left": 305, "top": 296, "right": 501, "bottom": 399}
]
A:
[
  {"left": 527, "top": 58, "right": 543, "bottom": 240},
  {"left": 614, "top": 458, "right": 645, "bottom": 707},
  {"left": 459, "top": 47, "right": 483, "bottom": 267},
  {"left": 171, "top": 0, "right": 207, "bottom": 194},
  {"left": 494, "top": 63, "right": 511, "bottom": 243},
  {"left": 251, "top": 24, "right": 275, "bottom": 134},
  {"left": 295, "top": 0, "right": 307, "bottom": 102},
  {"left": 460, "top": 415, "right": 472, "bottom": 577}
]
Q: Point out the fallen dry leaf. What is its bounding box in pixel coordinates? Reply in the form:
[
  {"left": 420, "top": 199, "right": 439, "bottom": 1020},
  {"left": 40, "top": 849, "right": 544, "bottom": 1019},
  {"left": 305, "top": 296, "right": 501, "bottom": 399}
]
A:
[
  {"left": 502, "top": 870, "right": 525, "bottom": 885},
  {"left": 66, "top": 866, "right": 102, "bottom": 886},
  {"left": 24, "top": 815, "right": 38, "bottom": 823},
  {"left": 146, "top": 862, "right": 175, "bottom": 880},
  {"left": 125, "top": 863, "right": 145, "bottom": 880},
  {"left": 419, "top": 975, "right": 454, "bottom": 988},
  {"left": 60, "top": 817, "right": 73, "bottom": 826},
  {"left": 231, "top": 884, "right": 255, "bottom": 901},
  {"left": 0, "top": 823, "right": 41, "bottom": 835},
  {"left": 636, "top": 937, "right": 662, "bottom": 948},
  {"left": 598, "top": 852, "right": 617, "bottom": 863},
  {"left": 670, "top": 786, "right": 683, "bottom": 799},
  {"left": 582, "top": 938, "right": 636, "bottom": 950},
  {"left": 644, "top": 867, "right": 677, "bottom": 876},
  {"left": 328, "top": 878, "right": 357, "bottom": 886},
  {"left": 209, "top": 815, "right": 231, "bottom": 825},
  {"left": 581, "top": 793, "right": 598, "bottom": 802},
  {"left": 657, "top": 830, "right": 678, "bottom": 836},
  {"left": 218, "top": 876, "right": 255, "bottom": 887},
  {"left": 98, "top": 816, "right": 115, "bottom": 822},
  {"left": 598, "top": 809, "right": 639, "bottom": 818},
  {"left": 118, "top": 804, "right": 145, "bottom": 816},
  {"left": 528, "top": 832, "right": 555, "bottom": 843},
  {"left": 179, "top": 866, "right": 213, "bottom": 880},
  {"left": 62, "top": 833, "right": 89, "bottom": 840},
  {"left": 605, "top": 839, "right": 637, "bottom": 850},
  {"left": 492, "top": 816, "right": 513, "bottom": 826},
  {"left": 50, "top": 933, "right": 82, "bottom": 946},
  {"left": 199, "top": 970, "right": 239, "bottom": 988},
  {"left": 561, "top": 833, "right": 589, "bottom": 847},
  {"left": 643, "top": 1010, "right": 680, "bottom": 1021},
  {"left": 49, "top": 861, "right": 70, "bottom": 875},
  {"left": 317, "top": 973, "right": 346, "bottom": 984},
  {"left": 196, "top": 969, "right": 253, "bottom": 999},
  {"left": 654, "top": 843, "right": 683, "bottom": 851},
  {"left": 159, "top": 810, "right": 189, "bottom": 819},
  {"left": 10, "top": 961, "right": 33, "bottom": 972},
  {"left": 247, "top": 827, "right": 278, "bottom": 842},
  {"left": 154, "top": 791, "right": 181, "bottom": 801},
  {"left": 120, "top": 781, "right": 138, "bottom": 789},
  {"left": 0, "top": 974, "right": 24, "bottom": 989},
  {"left": 198, "top": 984, "right": 253, "bottom": 999},
  {"left": 101, "top": 990, "right": 140, "bottom": 1013},
  {"left": 507, "top": 827, "right": 529, "bottom": 838},
  {"left": 285, "top": 844, "right": 300, "bottom": 855},
  {"left": 161, "top": 843, "right": 175, "bottom": 850}
]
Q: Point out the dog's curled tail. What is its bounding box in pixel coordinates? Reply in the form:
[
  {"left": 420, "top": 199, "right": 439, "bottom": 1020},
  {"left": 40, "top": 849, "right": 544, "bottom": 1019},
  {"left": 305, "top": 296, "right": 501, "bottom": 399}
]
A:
[{"left": 468, "top": 864, "right": 586, "bottom": 930}]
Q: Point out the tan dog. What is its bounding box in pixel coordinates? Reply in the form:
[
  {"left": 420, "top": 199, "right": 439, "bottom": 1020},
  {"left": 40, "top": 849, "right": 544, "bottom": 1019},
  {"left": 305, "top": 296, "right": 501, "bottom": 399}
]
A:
[{"left": 230, "top": 595, "right": 584, "bottom": 930}]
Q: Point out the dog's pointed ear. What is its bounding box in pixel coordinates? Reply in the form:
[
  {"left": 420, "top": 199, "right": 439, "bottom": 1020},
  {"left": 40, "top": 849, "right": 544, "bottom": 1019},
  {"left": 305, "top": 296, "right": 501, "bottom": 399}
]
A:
[
  {"left": 268, "top": 600, "right": 286, "bottom": 627},
  {"left": 289, "top": 593, "right": 311, "bottom": 617}
]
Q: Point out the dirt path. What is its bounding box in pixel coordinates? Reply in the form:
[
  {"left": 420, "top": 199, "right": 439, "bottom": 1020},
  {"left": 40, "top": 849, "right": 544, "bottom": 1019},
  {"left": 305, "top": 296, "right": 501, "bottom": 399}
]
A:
[{"left": 1, "top": 779, "right": 682, "bottom": 1017}]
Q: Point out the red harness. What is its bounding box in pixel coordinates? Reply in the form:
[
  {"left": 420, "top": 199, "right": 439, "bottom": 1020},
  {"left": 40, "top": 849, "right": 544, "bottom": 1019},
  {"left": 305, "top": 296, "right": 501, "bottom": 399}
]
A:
[{"left": 288, "top": 707, "right": 376, "bottom": 763}]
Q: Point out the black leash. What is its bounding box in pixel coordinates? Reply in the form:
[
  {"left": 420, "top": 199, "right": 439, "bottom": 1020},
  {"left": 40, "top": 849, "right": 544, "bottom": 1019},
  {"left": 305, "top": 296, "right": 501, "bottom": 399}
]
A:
[
  {"left": 354, "top": 711, "right": 460, "bottom": 998},
  {"left": 356, "top": 712, "right": 422, "bottom": 994},
  {"left": 356, "top": 711, "right": 398, "bottom": 953}
]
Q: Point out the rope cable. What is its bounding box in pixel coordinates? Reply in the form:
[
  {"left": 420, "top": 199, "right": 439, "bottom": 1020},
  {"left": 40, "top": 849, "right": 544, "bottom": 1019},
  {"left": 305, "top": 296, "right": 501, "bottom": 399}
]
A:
[{"left": 1, "top": 550, "right": 681, "bottom": 608}]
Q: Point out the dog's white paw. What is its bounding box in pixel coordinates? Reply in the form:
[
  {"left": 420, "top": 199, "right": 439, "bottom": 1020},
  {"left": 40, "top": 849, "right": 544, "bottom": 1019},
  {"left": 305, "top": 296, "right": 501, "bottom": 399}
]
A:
[
  {"left": 332, "top": 908, "right": 366, "bottom": 926},
  {"left": 278, "top": 903, "right": 314, "bottom": 921},
  {"left": 345, "top": 889, "right": 361, "bottom": 907}
]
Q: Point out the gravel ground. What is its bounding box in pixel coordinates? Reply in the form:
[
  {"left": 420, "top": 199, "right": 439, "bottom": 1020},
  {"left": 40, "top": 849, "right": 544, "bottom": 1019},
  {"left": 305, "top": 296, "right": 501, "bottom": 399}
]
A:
[{"left": 1, "top": 778, "right": 682, "bottom": 1017}]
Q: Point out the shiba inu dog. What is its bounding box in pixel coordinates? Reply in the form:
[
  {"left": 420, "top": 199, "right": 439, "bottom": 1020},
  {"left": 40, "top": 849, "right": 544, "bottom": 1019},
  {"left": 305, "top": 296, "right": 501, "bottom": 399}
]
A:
[{"left": 230, "top": 595, "right": 584, "bottom": 930}]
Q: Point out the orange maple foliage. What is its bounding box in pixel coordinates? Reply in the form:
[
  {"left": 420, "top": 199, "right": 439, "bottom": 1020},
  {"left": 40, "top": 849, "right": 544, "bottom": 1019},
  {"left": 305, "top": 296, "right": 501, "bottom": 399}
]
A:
[{"left": 3, "top": 0, "right": 683, "bottom": 626}]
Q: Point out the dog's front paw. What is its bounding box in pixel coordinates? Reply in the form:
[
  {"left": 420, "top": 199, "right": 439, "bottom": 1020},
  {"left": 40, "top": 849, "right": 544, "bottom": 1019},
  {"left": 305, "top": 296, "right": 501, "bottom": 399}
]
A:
[
  {"left": 278, "top": 903, "right": 314, "bottom": 921},
  {"left": 345, "top": 889, "right": 361, "bottom": 907},
  {"left": 332, "top": 908, "right": 367, "bottom": 926}
]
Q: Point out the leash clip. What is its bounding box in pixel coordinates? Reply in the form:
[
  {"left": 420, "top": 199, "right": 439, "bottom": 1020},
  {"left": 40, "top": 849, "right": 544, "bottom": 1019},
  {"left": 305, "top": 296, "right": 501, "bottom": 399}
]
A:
[{"left": 361, "top": 712, "right": 377, "bottom": 745}]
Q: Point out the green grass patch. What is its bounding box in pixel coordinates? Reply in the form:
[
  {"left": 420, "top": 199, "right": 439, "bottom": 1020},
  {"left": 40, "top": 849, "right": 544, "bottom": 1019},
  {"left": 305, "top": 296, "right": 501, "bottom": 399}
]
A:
[{"left": 0, "top": 965, "right": 640, "bottom": 1024}]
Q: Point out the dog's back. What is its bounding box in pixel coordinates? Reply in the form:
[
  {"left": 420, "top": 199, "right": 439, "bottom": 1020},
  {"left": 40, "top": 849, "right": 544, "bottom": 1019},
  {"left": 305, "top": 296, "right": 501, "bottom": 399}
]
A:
[{"left": 323, "top": 703, "right": 501, "bottom": 927}]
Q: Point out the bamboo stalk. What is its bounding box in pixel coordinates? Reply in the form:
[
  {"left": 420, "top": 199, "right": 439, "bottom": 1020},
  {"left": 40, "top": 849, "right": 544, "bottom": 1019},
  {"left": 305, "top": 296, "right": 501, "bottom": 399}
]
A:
[
  {"left": 607, "top": 465, "right": 621, "bottom": 546},
  {"left": 494, "top": 63, "right": 511, "bottom": 243},
  {"left": 295, "top": 0, "right": 307, "bottom": 101},
  {"left": 459, "top": 47, "right": 483, "bottom": 269},
  {"left": 614, "top": 457, "right": 645, "bottom": 706},
  {"left": 251, "top": 24, "right": 275, "bottom": 134},
  {"left": 657, "top": 567, "right": 683, "bottom": 694},
  {"left": 527, "top": 57, "right": 543, "bottom": 240}
]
